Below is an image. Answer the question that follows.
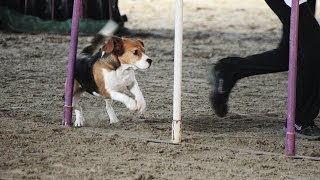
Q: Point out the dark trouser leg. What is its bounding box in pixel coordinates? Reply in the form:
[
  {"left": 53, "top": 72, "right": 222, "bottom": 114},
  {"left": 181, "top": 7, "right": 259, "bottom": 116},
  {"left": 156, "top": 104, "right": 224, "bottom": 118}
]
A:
[
  {"left": 296, "top": 3, "right": 320, "bottom": 125},
  {"left": 235, "top": 0, "right": 317, "bottom": 79},
  {"left": 308, "top": 0, "right": 317, "bottom": 15},
  {"left": 266, "top": 0, "right": 320, "bottom": 126},
  {"left": 229, "top": 0, "right": 320, "bottom": 126}
]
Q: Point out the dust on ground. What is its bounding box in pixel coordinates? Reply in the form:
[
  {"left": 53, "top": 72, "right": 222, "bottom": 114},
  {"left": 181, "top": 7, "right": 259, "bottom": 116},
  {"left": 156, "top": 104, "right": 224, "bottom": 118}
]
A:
[{"left": 1, "top": 0, "right": 320, "bottom": 179}]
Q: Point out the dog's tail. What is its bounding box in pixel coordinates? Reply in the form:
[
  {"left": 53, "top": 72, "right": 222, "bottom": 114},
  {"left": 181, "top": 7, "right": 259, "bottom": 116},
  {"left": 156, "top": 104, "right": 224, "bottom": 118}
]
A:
[{"left": 81, "top": 20, "right": 119, "bottom": 55}]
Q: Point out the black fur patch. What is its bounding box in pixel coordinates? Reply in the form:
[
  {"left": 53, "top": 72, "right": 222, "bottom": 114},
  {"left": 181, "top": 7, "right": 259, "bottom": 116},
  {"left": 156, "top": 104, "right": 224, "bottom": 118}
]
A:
[
  {"left": 81, "top": 34, "right": 106, "bottom": 55},
  {"left": 75, "top": 51, "right": 105, "bottom": 95}
]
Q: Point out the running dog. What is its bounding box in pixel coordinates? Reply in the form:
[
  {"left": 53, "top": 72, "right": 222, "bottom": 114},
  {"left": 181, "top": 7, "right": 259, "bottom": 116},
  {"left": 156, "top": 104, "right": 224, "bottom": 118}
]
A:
[{"left": 71, "top": 32, "right": 152, "bottom": 127}]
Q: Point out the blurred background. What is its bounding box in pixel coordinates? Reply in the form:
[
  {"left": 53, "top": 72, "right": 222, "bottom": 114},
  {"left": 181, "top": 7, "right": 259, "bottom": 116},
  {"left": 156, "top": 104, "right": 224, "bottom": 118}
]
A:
[
  {"left": 0, "top": 0, "right": 127, "bottom": 33},
  {"left": 1, "top": 0, "right": 319, "bottom": 34}
]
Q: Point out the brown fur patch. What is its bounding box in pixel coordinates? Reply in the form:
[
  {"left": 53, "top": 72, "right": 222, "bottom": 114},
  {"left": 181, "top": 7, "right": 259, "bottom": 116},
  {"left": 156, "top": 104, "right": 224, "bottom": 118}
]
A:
[
  {"left": 92, "top": 55, "right": 121, "bottom": 98},
  {"left": 118, "top": 38, "right": 145, "bottom": 64},
  {"left": 72, "top": 80, "right": 82, "bottom": 95},
  {"left": 92, "top": 64, "right": 110, "bottom": 98},
  {"left": 101, "top": 36, "right": 124, "bottom": 56},
  {"left": 65, "top": 80, "right": 82, "bottom": 97}
]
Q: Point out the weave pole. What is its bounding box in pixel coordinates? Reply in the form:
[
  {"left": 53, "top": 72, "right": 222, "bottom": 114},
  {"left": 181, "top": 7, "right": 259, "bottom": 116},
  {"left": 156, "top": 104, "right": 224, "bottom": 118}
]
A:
[
  {"left": 286, "top": 0, "right": 300, "bottom": 156},
  {"left": 172, "top": 0, "right": 183, "bottom": 143},
  {"left": 64, "top": 0, "right": 81, "bottom": 126}
]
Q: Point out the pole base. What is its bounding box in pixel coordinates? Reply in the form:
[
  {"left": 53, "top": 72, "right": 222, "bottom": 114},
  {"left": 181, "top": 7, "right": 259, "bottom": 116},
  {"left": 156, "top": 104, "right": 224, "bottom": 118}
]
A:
[
  {"left": 286, "top": 132, "right": 295, "bottom": 156},
  {"left": 63, "top": 105, "right": 73, "bottom": 127},
  {"left": 172, "top": 120, "right": 182, "bottom": 143}
]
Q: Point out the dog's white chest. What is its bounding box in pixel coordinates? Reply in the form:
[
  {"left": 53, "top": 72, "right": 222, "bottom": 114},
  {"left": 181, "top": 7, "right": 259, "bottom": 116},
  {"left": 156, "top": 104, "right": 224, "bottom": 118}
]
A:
[{"left": 102, "top": 68, "right": 135, "bottom": 92}]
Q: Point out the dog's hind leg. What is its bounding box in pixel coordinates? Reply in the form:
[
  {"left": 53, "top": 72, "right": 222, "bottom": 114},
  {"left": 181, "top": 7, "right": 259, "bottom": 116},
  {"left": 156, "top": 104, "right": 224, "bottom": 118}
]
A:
[
  {"left": 73, "top": 80, "right": 85, "bottom": 127},
  {"left": 105, "top": 99, "right": 119, "bottom": 124}
]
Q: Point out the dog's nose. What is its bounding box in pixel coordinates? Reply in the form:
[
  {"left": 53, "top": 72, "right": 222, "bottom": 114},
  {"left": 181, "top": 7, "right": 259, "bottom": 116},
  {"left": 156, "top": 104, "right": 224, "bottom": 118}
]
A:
[{"left": 147, "top": 58, "right": 152, "bottom": 65}]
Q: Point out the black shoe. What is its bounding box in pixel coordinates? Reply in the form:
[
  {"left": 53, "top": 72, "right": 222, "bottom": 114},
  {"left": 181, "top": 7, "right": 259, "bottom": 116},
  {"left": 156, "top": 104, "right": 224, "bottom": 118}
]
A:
[
  {"left": 283, "top": 123, "right": 320, "bottom": 140},
  {"left": 209, "top": 57, "right": 240, "bottom": 117}
]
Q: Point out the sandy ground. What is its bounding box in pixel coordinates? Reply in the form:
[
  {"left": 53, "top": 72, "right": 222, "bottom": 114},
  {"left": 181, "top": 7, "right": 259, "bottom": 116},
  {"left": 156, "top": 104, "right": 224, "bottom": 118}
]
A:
[{"left": 1, "top": 0, "right": 320, "bottom": 179}]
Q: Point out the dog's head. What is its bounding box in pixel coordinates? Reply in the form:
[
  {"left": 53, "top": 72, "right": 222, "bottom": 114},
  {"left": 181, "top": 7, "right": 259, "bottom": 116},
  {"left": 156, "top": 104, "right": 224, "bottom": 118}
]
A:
[{"left": 101, "top": 36, "right": 152, "bottom": 70}]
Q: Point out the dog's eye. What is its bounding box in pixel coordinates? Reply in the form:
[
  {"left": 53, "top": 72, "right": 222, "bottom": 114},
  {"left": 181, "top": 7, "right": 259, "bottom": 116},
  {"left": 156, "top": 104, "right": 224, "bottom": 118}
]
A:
[{"left": 132, "top": 50, "right": 139, "bottom": 55}]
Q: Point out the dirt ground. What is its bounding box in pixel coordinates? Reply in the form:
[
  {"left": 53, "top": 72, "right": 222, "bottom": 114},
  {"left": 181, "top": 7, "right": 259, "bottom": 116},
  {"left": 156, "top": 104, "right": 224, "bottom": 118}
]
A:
[{"left": 1, "top": 0, "right": 320, "bottom": 179}]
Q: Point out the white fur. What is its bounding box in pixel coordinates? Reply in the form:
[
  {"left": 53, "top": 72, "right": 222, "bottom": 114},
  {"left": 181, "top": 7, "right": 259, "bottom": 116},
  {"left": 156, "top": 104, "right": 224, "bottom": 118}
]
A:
[
  {"left": 130, "top": 79, "right": 146, "bottom": 113},
  {"left": 105, "top": 99, "right": 119, "bottom": 124},
  {"left": 74, "top": 109, "right": 84, "bottom": 127},
  {"left": 73, "top": 91, "right": 85, "bottom": 127},
  {"left": 92, "top": 92, "right": 101, "bottom": 97},
  {"left": 134, "top": 54, "right": 152, "bottom": 70},
  {"left": 102, "top": 65, "right": 147, "bottom": 123},
  {"left": 119, "top": 53, "right": 151, "bottom": 71},
  {"left": 101, "top": 51, "right": 106, "bottom": 58}
]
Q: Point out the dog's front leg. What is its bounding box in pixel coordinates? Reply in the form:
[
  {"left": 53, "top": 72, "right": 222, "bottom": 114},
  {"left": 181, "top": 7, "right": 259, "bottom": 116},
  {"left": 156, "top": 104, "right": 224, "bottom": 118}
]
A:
[
  {"left": 129, "top": 80, "right": 146, "bottom": 113},
  {"left": 109, "top": 91, "right": 137, "bottom": 111},
  {"left": 105, "top": 99, "right": 119, "bottom": 124}
]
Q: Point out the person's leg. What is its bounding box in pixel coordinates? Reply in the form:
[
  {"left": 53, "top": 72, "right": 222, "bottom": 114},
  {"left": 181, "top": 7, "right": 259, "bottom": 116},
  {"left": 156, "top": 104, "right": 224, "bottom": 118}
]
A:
[
  {"left": 265, "top": 0, "right": 320, "bottom": 136},
  {"left": 209, "top": 1, "right": 292, "bottom": 117},
  {"left": 227, "top": 0, "right": 318, "bottom": 79},
  {"left": 209, "top": 13, "right": 290, "bottom": 117},
  {"left": 210, "top": 0, "right": 320, "bottom": 128},
  {"left": 235, "top": 0, "right": 317, "bottom": 79},
  {"left": 308, "top": 0, "right": 317, "bottom": 15}
]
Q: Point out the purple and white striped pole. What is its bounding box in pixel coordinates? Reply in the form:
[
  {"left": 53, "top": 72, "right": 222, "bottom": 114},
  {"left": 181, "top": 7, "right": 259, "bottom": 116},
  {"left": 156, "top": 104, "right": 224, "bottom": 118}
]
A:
[
  {"left": 64, "top": 0, "right": 82, "bottom": 126},
  {"left": 286, "top": 0, "right": 300, "bottom": 156}
]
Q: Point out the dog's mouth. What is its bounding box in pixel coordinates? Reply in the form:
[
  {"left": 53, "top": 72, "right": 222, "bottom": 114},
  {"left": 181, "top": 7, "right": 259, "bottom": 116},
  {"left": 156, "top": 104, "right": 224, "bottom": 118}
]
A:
[
  {"left": 123, "top": 59, "right": 152, "bottom": 71},
  {"left": 132, "top": 65, "right": 151, "bottom": 71},
  {"left": 131, "top": 62, "right": 152, "bottom": 71},
  {"left": 134, "top": 58, "right": 152, "bottom": 71}
]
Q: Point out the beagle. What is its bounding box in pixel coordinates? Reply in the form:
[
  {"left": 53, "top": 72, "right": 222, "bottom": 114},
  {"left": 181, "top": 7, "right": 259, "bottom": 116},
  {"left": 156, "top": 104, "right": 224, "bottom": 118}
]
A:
[{"left": 71, "top": 33, "right": 152, "bottom": 127}]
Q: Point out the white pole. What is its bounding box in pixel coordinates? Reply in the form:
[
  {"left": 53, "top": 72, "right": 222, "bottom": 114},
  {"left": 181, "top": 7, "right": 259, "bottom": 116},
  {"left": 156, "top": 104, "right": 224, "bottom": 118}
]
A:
[{"left": 172, "top": 0, "right": 183, "bottom": 143}]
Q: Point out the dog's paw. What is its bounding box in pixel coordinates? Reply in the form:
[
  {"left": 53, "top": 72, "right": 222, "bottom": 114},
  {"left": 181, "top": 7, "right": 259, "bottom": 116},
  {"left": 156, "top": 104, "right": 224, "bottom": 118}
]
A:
[
  {"left": 74, "top": 110, "right": 85, "bottom": 127},
  {"left": 74, "top": 118, "right": 84, "bottom": 127},
  {"left": 136, "top": 98, "right": 146, "bottom": 113},
  {"left": 110, "top": 117, "right": 120, "bottom": 124},
  {"left": 126, "top": 98, "right": 137, "bottom": 111}
]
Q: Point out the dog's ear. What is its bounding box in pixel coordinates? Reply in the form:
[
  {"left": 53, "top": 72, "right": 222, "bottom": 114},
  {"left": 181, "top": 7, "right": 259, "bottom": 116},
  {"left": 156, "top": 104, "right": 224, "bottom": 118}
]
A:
[
  {"left": 137, "top": 39, "right": 144, "bottom": 47},
  {"left": 101, "top": 36, "right": 124, "bottom": 56},
  {"left": 101, "top": 39, "right": 114, "bottom": 53}
]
